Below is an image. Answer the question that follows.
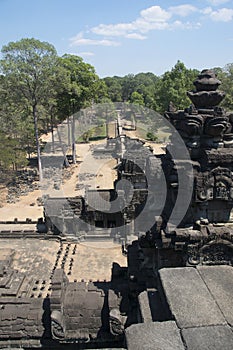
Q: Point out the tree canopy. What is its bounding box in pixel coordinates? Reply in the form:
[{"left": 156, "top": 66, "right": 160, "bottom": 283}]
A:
[
  {"left": 0, "top": 38, "right": 64, "bottom": 179},
  {"left": 56, "top": 54, "right": 107, "bottom": 119}
]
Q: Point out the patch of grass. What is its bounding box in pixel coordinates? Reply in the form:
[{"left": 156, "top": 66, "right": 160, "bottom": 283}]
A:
[
  {"left": 134, "top": 122, "right": 171, "bottom": 142},
  {"left": 77, "top": 124, "right": 107, "bottom": 143}
]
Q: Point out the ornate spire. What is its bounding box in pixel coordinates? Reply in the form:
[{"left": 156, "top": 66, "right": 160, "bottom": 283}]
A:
[{"left": 187, "top": 69, "right": 225, "bottom": 109}]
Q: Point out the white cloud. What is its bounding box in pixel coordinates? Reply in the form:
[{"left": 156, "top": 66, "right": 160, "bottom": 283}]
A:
[
  {"left": 140, "top": 6, "right": 171, "bottom": 22},
  {"left": 69, "top": 32, "right": 120, "bottom": 47},
  {"left": 209, "top": 8, "right": 233, "bottom": 21},
  {"left": 92, "top": 23, "right": 134, "bottom": 36},
  {"left": 201, "top": 6, "right": 233, "bottom": 21},
  {"left": 169, "top": 20, "right": 201, "bottom": 30},
  {"left": 133, "top": 17, "right": 170, "bottom": 32},
  {"left": 207, "top": 0, "right": 230, "bottom": 6},
  {"left": 201, "top": 7, "right": 213, "bottom": 15},
  {"left": 70, "top": 3, "right": 232, "bottom": 47},
  {"left": 168, "top": 5, "right": 197, "bottom": 17},
  {"left": 125, "top": 33, "right": 147, "bottom": 40},
  {"left": 91, "top": 6, "right": 172, "bottom": 38},
  {"left": 90, "top": 5, "right": 202, "bottom": 41}
]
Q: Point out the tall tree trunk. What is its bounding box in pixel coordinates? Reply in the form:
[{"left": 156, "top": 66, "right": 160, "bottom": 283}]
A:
[
  {"left": 33, "top": 104, "right": 43, "bottom": 182},
  {"left": 67, "top": 116, "right": 71, "bottom": 147},
  {"left": 51, "top": 114, "right": 55, "bottom": 153},
  {"left": 72, "top": 114, "right": 76, "bottom": 164},
  {"left": 27, "top": 134, "right": 31, "bottom": 160},
  {"left": 57, "top": 127, "right": 70, "bottom": 168}
]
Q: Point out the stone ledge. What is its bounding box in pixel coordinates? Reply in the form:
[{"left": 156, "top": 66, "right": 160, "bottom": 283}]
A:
[
  {"left": 159, "top": 267, "right": 226, "bottom": 328},
  {"left": 182, "top": 325, "right": 233, "bottom": 350},
  {"left": 125, "top": 321, "right": 185, "bottom": 350}
]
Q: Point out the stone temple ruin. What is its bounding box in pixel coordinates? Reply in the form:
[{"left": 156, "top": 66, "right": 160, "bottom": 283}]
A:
[{"left": 0, "top": 69, "right": 233, "bottom": 349}]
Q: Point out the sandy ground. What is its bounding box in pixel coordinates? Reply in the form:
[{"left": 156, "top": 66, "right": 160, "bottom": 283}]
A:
[
  {"left": 41, "top": 140, "right": 117, "bottom": 201},
  {"left": 61, "top": 241, "right": 127, "bottom": 282},
  {"left": 0, "top": 141, "right": 117, "bottom": 221},
  {"left": 0, "top": 189, "right": 43, "bottom": 221},
  {"left": 0, "top": 187, "right": 7, "bottom": 205},
  {"left": 0, "top": 239, "right": 127, "bottom": 297},
  {"left": 0, "top": 127, "right": 163, "bottom": 222}
]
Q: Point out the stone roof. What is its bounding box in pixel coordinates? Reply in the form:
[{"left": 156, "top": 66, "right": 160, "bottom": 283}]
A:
[{"left": 85, "top": 189, "right": 112, "bottom": 212}]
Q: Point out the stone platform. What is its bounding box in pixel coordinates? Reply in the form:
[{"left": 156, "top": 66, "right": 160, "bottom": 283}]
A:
[{"left": 126, "top": 265, "right": 233, "bottom": 350}]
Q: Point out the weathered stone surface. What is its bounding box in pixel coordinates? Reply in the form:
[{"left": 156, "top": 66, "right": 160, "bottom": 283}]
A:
[
  {"left": 0, "top": 300, "right": 44, "bottom": 340},
  {"left": 125, "top": 321, "right": 185, "bottom": 350},
  {"left": 197, "top": 265, "right": 233, "bottom": 326},
  {"left": 138, "top": 291, "right": 153, "bottom": 322},
  {"left": 159, "top": 267, "right": 226, "bottom": 328},
  {"left": 182, "top": 325, "right": 233, "bottom": 350}
]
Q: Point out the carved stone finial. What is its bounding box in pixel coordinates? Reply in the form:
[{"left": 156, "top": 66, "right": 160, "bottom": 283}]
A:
[
  {"left": 187, "top": 69, "right": 225, "bottom": 108},
  {"left": 194, "top": 69, "right": 221, "bottom": 92}
]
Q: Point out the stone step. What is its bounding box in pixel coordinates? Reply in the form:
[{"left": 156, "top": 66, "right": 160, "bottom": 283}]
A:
[{"left": 84, "top": 234, "right": 112, "bottom": 241}]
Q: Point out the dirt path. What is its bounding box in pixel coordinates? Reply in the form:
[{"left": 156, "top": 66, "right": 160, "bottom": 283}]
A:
[
  {"left": 0, "top": 141, "right": 117, "bottom": 221},
  {"left": 0, "top": 123, "right": 165, "bottom": 222},
  {"left": 0, "top": 189, "right": 43, "bottom": 221}
]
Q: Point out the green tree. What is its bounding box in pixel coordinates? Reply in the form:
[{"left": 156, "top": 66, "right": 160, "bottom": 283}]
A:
[
  {"left": 57, "top": 54, "right": 107, "bottom": 162},
  {"left": 130, "top": 91, "right": 144, "bottom": 106},
  {"left": 0, "top": 38, "right": 63, "bottom": 180},
  {"left": 0, "top": 73, "right": 37, "bottom": 169},
  {"left": 103, "top": 76, "right": 123, "bottom": 102},
  {"left": 103, "top": 72, "right": 159, "bottom": 109},
  {"left": 134, "top": 72, "right": 159, "bottom": 109},
  {"left": 217, "top": 64, "right": 233, "bottom": 110},
  {"left": 122, "top": 74, "right": 137, "bottom": 101},
  {"left": 156, "top": 61, "right": 199, "bottom": 112},
  {"left": 0, "top": 131, "right": 27, "bottom": 170},
  {"left": 57, "top": 54, "right": 107, "bottom": 116}
]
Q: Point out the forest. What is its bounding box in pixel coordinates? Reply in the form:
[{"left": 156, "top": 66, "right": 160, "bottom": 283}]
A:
[{"left": 0, "top": 38, "right": 233, "bottom": 178}]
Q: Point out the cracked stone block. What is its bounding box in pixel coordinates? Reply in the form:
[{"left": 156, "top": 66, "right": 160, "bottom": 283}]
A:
[
  {"left": 197, "top": 265, "right": 233, "bottom": 326},
  {"left": 182, "top": 325, "right": 233, "bottom": 350},
  {"left": 125, "top": 321, "right": 185, "bottom": 350},
  {"left": 159, "top": 267, "right": 226, "bottom": 328}
]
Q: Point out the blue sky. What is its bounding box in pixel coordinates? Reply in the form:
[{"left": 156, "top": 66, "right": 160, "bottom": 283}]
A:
[{"left": 0, "top": 0, "right": 233, "bottom": 77}]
